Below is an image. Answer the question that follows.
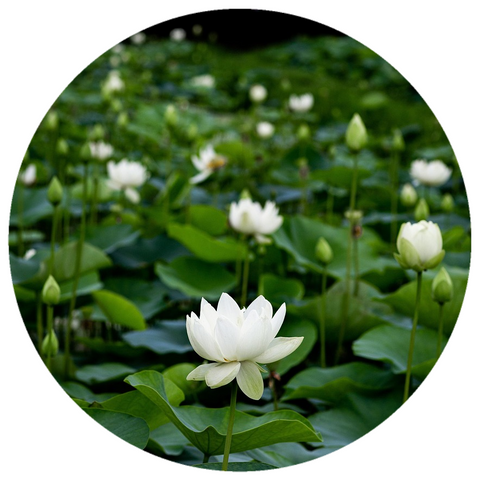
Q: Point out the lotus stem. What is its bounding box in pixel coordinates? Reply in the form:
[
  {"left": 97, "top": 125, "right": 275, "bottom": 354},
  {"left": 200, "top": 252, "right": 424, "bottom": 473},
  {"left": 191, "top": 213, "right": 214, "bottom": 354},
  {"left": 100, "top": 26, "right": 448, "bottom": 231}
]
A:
[
  {"left": 90, "top": 161, "right": 99, "bottom": 225},
  {"left": 390, "top": 150, "right": 399, "bottom": 249},
  {"left": 16, "top": 182, "right": 25, "bottom": 257},
  {"left": 436, "top": 303, "right": 445, "bottom": 360},
  {"left": 45, "top": 305, "right": 54, "bottom": 371},
  {"left": 222, "top": 382, "right": 238, "bottom": 471},
  {"left": 36, "top": 292, "right": 44, "bottom": 352},
  {"left": 403, "top": 270, "right": 423, "bottom": 403}
]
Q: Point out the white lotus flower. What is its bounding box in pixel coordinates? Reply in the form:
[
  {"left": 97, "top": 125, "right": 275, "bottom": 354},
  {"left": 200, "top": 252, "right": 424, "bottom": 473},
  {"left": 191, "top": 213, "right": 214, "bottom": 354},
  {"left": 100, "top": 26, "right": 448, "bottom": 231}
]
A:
[
  {"left": 249, "top": 84, "right": 267, "bottom": 103},
  {"left": 256, "top": 121, "right": 275, "bottom": 138},
  {"left": 130, "top": 32, "right": 146, "bottom": 45},
  {"left": 229, "top": 198, "right": 283, "bottom": 244},
  {"left": 289, "top": 93, "right": 314, "bottom": 112},
  {"left": 190, "top": 74, "right": 215, "bottom": 88},
  {"left": 186, "top": 293, "right": 303, "bottom": 400},
  {"left": 102, "top": 70, "right": 124, "bottom": 95},
  {"left": 89, "top": 141, "right": 114, "bottom": 161},
  {"left": 190, "top": 144, "right": 226, "bottom": 184},
  {"left": 394, "top": 220, "right": 445, "bottom": 272},
  {"left": 19, "top": 164, "right": 36, "bottom": 186},
  {"left": 410, "top": 159, "right": 452, "bottom": 187},
  {"left": 170, "top": 28, "right": 186, "bottom": 41},
  {"left": 106, "top": 159, "right": 148, "bottom": 204}
]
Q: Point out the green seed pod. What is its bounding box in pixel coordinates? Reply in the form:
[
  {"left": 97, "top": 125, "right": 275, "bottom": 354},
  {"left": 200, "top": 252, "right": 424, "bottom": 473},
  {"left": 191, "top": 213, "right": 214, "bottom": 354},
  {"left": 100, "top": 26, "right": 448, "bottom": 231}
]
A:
[
  {"left": 345, "top": 113, "right": 367, "bottom": 152},
  {"left": 432, "top": 267, "right": 454, "bottom": 304},
  {"left": 47, "top": 176, "right": 63, "bottom": 206},
  {"left": 414, "top": 198, "right": 430, "bottom": 221},
  {"left": 345, "top": 209, "right": 363, "bottom": 224},
  {"left": 42, "top": 275, "right": 61, "bottom": 306},
  {"left": 315, "top": 237, "right": 333, "bottom": 265},
  {"left": 41, "top": 329, "right": 59, "bottom": 357},
  {"left": 441, "top": 193, "right": 455, "bottom": 213}
]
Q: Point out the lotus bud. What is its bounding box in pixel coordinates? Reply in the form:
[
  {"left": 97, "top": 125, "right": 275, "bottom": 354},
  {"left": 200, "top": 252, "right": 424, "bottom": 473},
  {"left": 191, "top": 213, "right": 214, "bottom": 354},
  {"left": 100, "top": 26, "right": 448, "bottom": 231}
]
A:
[
  {"left": 42, "top": 275, "right": 61, "bottom": 306},
  {"left": 47, "top": 176, "right": 63, "bottom": 206},
  {"left": 297, "top": 123, "right": 310, "bottom": 141},
  {"left": 392, "top": 129, "right": 405, "bottom": 152},
  {"left": 45, "top": 110, "right": 59, "bottom": 131},
  {"left": 110, "top": 98, "right": 123, "bottom": 113},
  {"left": 400, "top": 183, "right": 418, "bottom": 207},
  {"left": 90, "top": 124, "right": 106, "bottom": 141},
  {"left": 117, "top": 111, "right": 129, "bottom": 127},
  {"left": 56, "top": 138, "right": 69, "bottom": 156},
  {"left": 432, "top": 267, "right": 454, "bottom": 304},
  {"left": 79, "top": 142, "right": 92, "bottom": 161},
  {"left": 298, "top": 158, "right": 309, "bottom": 180},
  {"left": 441, "top": 193, "right": 455, "bottom": 213},
  {"left": 41, "top": 330, "right": 59, "bottom": 357},
  {"left": 315, "top": 237, "right": 333, "bottom": 265},
  {"left": 345, "top": 113, "right": 367, "bottom": 152},
  {"left": 414, "top": 198, "right": 430, "bottom": 221},
  {"left": 164, "top": 104, "right": 178, "bottom": 128},
  {"left": 186, "top": 124, "right": 198, "bottom": 141},
  {"left": 394, "top": 221, "right": 445, "bottom": 272}
]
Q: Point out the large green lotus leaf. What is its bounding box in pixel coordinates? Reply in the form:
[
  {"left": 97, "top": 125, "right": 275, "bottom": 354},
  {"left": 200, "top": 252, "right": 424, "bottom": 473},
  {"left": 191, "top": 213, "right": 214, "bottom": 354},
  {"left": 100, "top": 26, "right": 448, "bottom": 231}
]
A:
[
  {"left": 244, "top": 442, "right": 323, "bottom": 468},
  {"left": 84, "top": 223, "right": 140, "bottom": 254},
  {"left": 92, "top": 290, "right": 146, "bottom": 330},
  {"left": 125, "top": 370, "right": 322, "bottom": 456},
  {"left": 308, "top": 390, "right": 402, "bottom": 450},
  {"left": 98, "top": 378, "right": 185, "bottom": 430},
  {"left": 102, "top": 277, "right": 168, "bottom": 320},
  {"left": 282, "top": 362, "right": 396, "bottom": 403},
  {"left": 167, "top": 223, "right": 246, "bottom": 263},
  {"left": 155, "top": 257, "right": 237, "bottom": 300},
  {"left": 75, "top": 362, "right": 137, "bottom": 385},
  {"left": 194, "top": 462, "right": 277, "bottom": 471},
  {"left": 61, "top": 381, "right": 114, "bottom": 403},
  {"left": 309, "top": 164, "right": 372, "bottom": 189},
  {"left": 163, "top": 363, "right": 206, "bottom": 396},
  {"left": 288, "top": 280, "right": 391, "bottom": 343},
  {"left": 274, "top": 318, "right": 317, "bottom": 376},
  {"left": 58, "top": 271, "right": 103, "bottom": 302},
  {"left": 123, "top": 320, "right": 192, "bottom": 355},
  {"left": 9, "top": 253, "right": 41, "bottom": 284},
  {"left": 352, "top": 325, "right": 447, "bottom": 374},
  {"left": 53, "top": 241, "right": 112, "bottom": 282},
  {"left": 110, "top": 235, "right": 189, "bottom": 269},
  {"left": 148, "top": 422, "right": 191, "bottom": 457},
  {"left": 258, "top": 273, "right": 305, "bottom": 305},
  {"left": 272, "top": 215, "right": 396, "bottom": 278},
  {"left": 83, "top": 409, "right": 149, "bottom": 449},
  {"left": 10, "top": 186, "right": 53, "bottom": 226},
  {"left": 378, "top": 267, "right": 468, "bottom": 335},
  {"left": 189, "top": 204, "right": 228, "bottom": 236}
]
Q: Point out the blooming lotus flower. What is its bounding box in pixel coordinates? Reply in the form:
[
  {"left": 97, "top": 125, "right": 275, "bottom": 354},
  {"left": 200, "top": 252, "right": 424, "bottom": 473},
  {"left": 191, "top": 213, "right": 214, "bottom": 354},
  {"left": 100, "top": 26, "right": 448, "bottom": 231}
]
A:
[
  {"left": 170, "top": 28, "right": 186, "bottom": 41},
  {"left": 394, "top": 220, "right": 445, "bottom": 272},
  {"left": 19, "top": 164, "right": 36, "bottom": 186},
  {"left": 190, "top": 74, "right": 215, "bottom": 88},
  {"left": 106, "top": 159, "right": 148, "bottom": 204},
  {"left": 102, "top": 70, "right": 124, "bottom": 96},
  {"left": 410, "top": 159, "right": 452, "bottom": 187},
  {"left": 289, "top": 93, "right": 314, "bottom": 112},
  {"left": 186, "top": 293, "right": 303, "bottom": 400},
  {"left": 89, "top": 141, "right": 114, "bottom": 161},
  {"left": 229, "top": 198, "right": 283, "bottom": 244},
  {"left": 249, "top": 84, "right": 267, "bottom": 103},
  {"left": 130, "top": 32, "right": 146, "bottom": 45},
  {"left": 256, "top": 121, "right": 274, "bottom": 138},
  {"left": 190, "top": 144, "right": 226, "bottom": 184}
]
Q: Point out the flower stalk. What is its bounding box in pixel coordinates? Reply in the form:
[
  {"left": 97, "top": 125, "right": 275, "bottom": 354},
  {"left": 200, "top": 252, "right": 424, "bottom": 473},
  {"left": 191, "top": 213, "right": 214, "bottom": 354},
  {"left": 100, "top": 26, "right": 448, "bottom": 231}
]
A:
[{"left": 222, "top": 382, "right": 238, "bottom": 471}]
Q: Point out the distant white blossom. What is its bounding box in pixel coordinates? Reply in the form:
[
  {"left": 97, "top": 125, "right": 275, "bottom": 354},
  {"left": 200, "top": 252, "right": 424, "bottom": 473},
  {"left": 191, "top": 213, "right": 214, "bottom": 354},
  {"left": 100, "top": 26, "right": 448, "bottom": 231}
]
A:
[
  {"left": 289, "top": 93, "right": 314, "bottom": 112},
  {"left": 102, "top": 70, "right": 124, "bottom": 95},
  {"left": 190, "top": 145, "right": 226, "bottom": 184},
  {"left": 130, "top": 32, "right": 146, "bottom": 45},
  {"left": 249, "top": 84, "right": 267, "bottom": 103},
  {"left": 107, "top": 159, "right": 148, "bottom": 203},
  {"left": 170, "top": 28, "right": 186, "bottom": 41},
  {"left": 89, "top": 141, "right": 114, "bottom": 161},
  {"left": 19, "top": 164, "right": 36, "bottom": 186},
  {"left": 410, "top": 159, "right": 452, "bottom": 187},
  {"left": 256, "top": 121, "right": 275, "bottom": 139},
  {"left": 190, "top": 74, "right": 215, "bottom": 88}
]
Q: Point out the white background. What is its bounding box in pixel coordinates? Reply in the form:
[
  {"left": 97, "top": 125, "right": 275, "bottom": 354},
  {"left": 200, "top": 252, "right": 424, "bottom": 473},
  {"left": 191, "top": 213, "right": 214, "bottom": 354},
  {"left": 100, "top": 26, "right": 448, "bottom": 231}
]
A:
[{"left": 1, "top": 1, "right": 479, "bottom": 478}]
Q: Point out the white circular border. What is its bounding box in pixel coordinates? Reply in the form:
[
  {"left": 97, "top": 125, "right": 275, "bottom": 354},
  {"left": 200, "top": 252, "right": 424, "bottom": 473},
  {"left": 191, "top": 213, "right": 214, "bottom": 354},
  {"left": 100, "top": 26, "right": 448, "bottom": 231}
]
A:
[{"left": 2, "top": 1, "right": 478, "bottom": 479}]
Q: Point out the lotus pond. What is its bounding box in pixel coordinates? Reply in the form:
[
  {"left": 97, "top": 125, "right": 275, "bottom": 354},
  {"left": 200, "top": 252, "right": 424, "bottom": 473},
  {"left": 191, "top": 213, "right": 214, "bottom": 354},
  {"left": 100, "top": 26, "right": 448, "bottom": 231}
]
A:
[{"left": 9, "top": 15, "right": 470, "bottom": 472}]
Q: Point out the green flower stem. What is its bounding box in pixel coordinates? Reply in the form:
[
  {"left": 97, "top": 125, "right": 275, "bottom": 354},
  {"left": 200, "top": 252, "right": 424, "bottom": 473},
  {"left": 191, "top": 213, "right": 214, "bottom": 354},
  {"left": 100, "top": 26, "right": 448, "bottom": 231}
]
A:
[
  {"left": 45, "top": 305, "right": 54, "bottom": 371},
  {"left": 222, "top": 381, "right": 238, "bottom": 471},
  {"left": 36, "top": 292, "right": 44, "bottom": 352},
  {"left": 49, "top": 205, "right": 59, "bottom": 275},
  {"left": 16, "top": 182, "right": 25, "bottom": 257},
  {"left": 64, "top": 161, "right": 88, "bottom": 377},
  {"left": 403, "top": 270, "right": 423, "bottom": 404},
  {"left": 326, "top": 187, "right": 334, "bottom": 224},
  {"left": 241, "top": 242, "right": 250, "bottom": 308},
  {"left": 320, "top": 266, "right": 327, "bottom": 368},
  {"left": 90, "top": 161, "right": 99, "bottom": 225},
  {"left": 353, "top": 234, "right": 360, "bottom": 297},
  {"left": 63, "top": 187, "right": 71, "bottom": 244},
  {"left": 436, "top": 303, "right": 445, "bottom": 360},
  {"left": 390, "top": 150, "right": 399, "bottom": 249}
]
